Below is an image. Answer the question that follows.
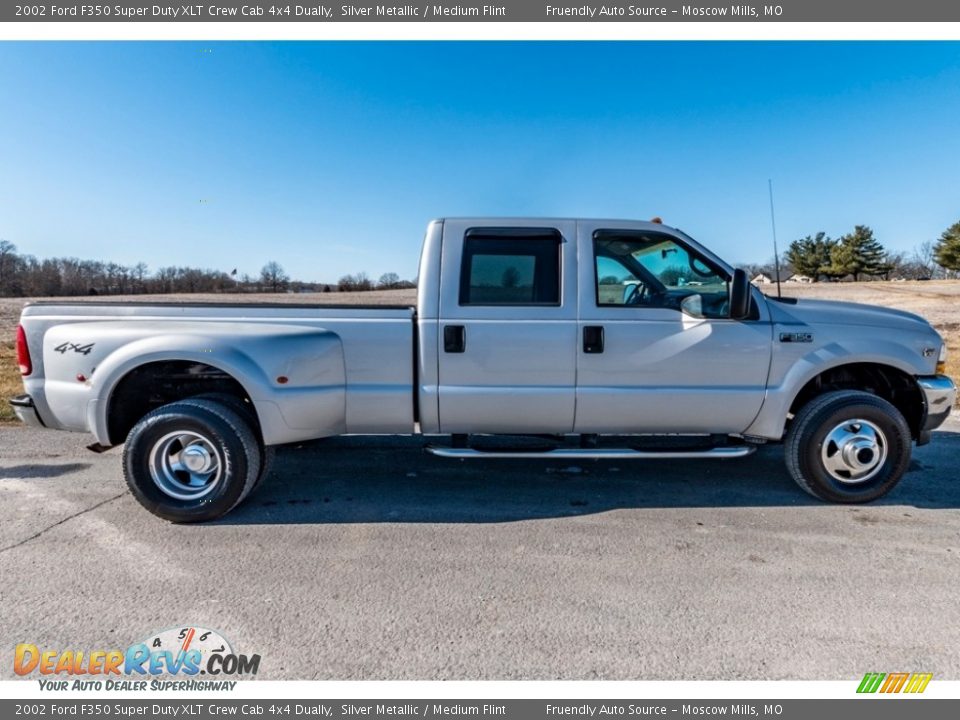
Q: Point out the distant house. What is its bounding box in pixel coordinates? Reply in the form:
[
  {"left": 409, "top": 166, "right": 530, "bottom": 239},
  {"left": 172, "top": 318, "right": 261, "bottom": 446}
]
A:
[
  {"left": 752, "top": 270, "right": 793, "bottom": 285},
  {"left": 752, "top": 271, "right": 814, "bottom": 285}
]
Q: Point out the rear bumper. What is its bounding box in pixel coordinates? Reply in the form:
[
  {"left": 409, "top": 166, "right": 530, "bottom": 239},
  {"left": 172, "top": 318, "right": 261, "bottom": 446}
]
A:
[
  {"left": 9, "top": 394, "right": 46, "bottom": 428},
  {"left": 918, "top": 375, "right": 956, "bottom": 441}
]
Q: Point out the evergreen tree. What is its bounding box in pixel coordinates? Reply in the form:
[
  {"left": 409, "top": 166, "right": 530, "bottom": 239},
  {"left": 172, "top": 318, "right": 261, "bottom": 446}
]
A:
[
  {"left": 825, "top": 226, "right": 891, "bottom": 281},
  {"left": 933, "top": 221, "right": 960, "bottom": 272},
  {"left": 785, "top": 232, "right": 835, "bottom": 281}
]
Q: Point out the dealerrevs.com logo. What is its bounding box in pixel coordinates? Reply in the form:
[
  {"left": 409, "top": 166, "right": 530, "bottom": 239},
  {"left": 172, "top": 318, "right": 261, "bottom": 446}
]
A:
[{"left": 14, "top": 626, "right": 261, "bottom": 691}]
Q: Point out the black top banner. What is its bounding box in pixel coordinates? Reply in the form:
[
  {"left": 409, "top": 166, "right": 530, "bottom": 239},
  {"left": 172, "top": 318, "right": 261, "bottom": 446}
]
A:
[{"left": 5, "top": 1, "right": 960, "bottom": 22}]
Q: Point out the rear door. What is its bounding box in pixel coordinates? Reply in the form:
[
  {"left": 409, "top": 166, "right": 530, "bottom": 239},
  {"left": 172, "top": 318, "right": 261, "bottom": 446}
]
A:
[
  {"left": 437, "top": 219, "right": 578, "bottom": 434},
  {"left": 575, "top": 221, "right": 772, "bottom": 434}
]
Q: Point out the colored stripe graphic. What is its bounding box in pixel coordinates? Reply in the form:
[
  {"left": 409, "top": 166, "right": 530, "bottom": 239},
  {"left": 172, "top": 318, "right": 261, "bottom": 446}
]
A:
[
  {"left": 857, "top": 673, "right": 885, "bottom": 693},
  {"left": 905, "top": 673, "right": 933, "bottom": 693},
  {"left": 857, "top": 672, "right": 931, "bottom": 694},
  {"left": 881, "top": 672, "right": 909, "bottom": 693}
]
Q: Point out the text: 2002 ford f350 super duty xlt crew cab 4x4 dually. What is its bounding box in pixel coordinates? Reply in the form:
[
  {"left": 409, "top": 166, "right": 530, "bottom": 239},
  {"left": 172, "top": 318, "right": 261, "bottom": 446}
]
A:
[{"left": 10, "top": 218, "right": 957, "bottom": 522}]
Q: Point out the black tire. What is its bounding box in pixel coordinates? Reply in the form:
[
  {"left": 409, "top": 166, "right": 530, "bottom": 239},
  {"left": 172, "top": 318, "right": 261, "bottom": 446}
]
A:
[
  {"left": 253, "top": 446, "right": 275, "bottom": 493},
  {"left": 784, "top": 390, "right": 912, "bottom": 503},
  {"left": 123, "top": 398, "right": 261, "bottom": 522},
  {"left": 192, "top": 392, "right": 274, "bottom": 492}
]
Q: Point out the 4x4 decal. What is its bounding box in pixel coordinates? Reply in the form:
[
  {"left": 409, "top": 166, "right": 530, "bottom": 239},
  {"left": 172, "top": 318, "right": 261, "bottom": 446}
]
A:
[{"left": 53, "top": 342, "right": 95, "bottom": 356}]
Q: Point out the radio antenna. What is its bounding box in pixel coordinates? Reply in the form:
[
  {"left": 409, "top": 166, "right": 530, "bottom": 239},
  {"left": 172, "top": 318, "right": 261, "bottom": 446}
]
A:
[{"left": 768, "top": 179, "right": 782, "bottom": 299}]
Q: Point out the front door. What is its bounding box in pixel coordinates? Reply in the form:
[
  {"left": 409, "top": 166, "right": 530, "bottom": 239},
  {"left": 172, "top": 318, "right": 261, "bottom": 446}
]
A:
[
  {"left": 575, "top": 222, "right": 772, "bottom": 434},
  {"left": 437, "top": 220, "right": 578, "bottom": 434}
]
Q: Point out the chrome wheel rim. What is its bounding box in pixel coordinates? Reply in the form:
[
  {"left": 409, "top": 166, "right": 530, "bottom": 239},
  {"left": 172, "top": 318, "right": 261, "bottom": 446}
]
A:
[
  {"left": 148, "top": 430, "right": 223, "bottom": 500},
  {"left": 820, "top": 418, "right": 888, "bottom": 484}
]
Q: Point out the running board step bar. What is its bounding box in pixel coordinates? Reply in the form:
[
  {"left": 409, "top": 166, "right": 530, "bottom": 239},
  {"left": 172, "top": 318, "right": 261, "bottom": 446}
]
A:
[{"left": 425, "top": 446, "right": 755, "bottom": 460}]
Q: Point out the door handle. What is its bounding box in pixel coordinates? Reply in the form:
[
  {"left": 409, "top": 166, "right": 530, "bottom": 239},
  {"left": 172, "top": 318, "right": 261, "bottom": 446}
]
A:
[
  {"left": 444, "top": 325, "right": 466, "bottom": 353},
  {"left": 583, "top": 325, "right": 604, "bottom": 354}
]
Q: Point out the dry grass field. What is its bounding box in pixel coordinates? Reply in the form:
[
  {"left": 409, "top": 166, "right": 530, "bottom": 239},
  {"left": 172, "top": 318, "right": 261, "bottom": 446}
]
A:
[{"left": 1, "top": 281, "right": 957, "bottom": 422}]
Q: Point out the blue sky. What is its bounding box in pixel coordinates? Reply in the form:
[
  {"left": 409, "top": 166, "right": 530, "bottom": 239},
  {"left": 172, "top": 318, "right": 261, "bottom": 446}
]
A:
[{"left": 1, "top": 41, "right": 959, "bottom": 283}]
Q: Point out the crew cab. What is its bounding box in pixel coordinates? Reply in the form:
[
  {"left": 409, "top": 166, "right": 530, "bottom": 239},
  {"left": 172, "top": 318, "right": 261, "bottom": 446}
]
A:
[{"left": 10, "top": 218, "right": 956, "bottom": 521}]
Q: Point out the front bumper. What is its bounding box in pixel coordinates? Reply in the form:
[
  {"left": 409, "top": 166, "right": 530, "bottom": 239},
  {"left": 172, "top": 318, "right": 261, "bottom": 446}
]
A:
[
  {"left": 918, "top": 375, "right": 956, "bottom": 439},
  {"left": 9, "top": 394, "right": 46, "bottom": 428}
]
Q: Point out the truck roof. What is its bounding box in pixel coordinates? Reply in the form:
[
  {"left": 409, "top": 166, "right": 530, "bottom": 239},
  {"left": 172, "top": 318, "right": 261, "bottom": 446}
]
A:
[{"left": 434, "top": 217, "right": 678, "bottom": 232}]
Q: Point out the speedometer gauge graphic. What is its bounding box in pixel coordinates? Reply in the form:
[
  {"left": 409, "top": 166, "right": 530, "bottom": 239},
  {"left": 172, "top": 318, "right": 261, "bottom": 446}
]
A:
[{"left": 139, "top": 626, "right": 233, "bottom": 672}]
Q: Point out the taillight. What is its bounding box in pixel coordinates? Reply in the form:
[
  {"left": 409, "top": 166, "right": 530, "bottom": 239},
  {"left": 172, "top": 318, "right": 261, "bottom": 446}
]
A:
[{"left": 16, "top": 325, "right": 32, "bottom": 376}]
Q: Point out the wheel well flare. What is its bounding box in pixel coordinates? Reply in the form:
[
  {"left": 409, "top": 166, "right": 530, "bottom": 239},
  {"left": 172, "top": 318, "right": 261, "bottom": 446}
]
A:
[
  {"left": 789, "top": 363, "right": 925, "bottom": 439},
  {"left": 107, "top": 360, "right": 255, "bottom": 446}
]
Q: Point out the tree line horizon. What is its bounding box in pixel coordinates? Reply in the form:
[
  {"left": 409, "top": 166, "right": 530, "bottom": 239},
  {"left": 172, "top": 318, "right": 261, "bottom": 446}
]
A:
[
  {"left": 0, "top": 220, "right": 958, "bottom": 297},
  {"left": 0, "top": 244, "right": 417, "bottom": 298},
  {"left": 747, "top": 220, "right": 960, "bottom": 283}
]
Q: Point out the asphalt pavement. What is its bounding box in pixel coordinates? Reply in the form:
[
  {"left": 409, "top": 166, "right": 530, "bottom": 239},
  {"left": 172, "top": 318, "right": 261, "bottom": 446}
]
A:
[{"left": 2, "top": 421, "right": 959, "bottom": 680}]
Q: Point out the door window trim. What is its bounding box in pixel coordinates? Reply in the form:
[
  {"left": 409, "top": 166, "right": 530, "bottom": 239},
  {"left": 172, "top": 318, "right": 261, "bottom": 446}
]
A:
[{"left": 591, "top": 228, "right": 731, "bottom": 313}]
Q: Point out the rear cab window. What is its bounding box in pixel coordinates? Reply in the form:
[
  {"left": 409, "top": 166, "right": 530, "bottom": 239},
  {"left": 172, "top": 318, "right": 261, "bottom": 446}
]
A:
[{"left": 459, "top": 228, "right": 562, "bottom": 306}]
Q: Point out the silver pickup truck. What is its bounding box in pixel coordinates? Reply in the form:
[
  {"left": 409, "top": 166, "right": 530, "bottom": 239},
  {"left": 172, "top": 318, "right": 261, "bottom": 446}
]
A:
[{"left": 10, "top": 218, "right": 956, "bottom": 522}]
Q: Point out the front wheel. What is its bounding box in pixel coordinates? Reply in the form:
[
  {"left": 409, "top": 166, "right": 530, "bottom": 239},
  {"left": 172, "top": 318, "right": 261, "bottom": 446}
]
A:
[
  {"left": 123, "top": 398, "right": 262, "bottom": 522},
  {"left": 784, "top": 390, "right": 912, "bottom": 503}
]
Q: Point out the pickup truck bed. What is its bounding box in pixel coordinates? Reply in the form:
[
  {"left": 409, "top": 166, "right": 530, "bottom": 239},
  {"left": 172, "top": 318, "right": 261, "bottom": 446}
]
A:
[{"left": 18, "top": 301, "right": 418, "bottom": 445}]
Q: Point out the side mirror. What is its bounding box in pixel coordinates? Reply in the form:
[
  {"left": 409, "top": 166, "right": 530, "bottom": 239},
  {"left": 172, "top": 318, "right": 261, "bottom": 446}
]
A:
[{"left": 729, "top": 268, "right": 751, "bottom": 320}]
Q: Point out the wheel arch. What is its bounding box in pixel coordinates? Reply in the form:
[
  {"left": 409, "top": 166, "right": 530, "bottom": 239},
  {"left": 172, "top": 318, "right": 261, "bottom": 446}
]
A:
[
  {"left": 101, "top": 358, "right": 264, "bottom": 447},
  {"left": 786, "top": 361, "right": 925, "bottom": 440},
  {"left": 86, "top": 329, "right": 349, "bottom": 447}
]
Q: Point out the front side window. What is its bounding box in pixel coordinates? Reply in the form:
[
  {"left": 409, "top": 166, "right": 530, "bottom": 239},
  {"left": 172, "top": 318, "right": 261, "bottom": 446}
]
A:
[
  {"left": 460, "top": 229, "right": 561, "bottom": 306},
  {"left": 594, "top": 231, "right": 730, "bottom": 318}
]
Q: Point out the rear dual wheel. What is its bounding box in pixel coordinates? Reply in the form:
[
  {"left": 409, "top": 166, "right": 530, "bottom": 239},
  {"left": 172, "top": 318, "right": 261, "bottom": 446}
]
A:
[
  {"left": 123, "top": 398, "right": 270, "bottom": 523},
  {"left": 193, "top": 393, "right": 275, "bottom": 493}
]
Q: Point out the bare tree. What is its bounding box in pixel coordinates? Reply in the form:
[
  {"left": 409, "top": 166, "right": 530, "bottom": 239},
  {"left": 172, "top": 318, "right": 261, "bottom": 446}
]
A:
[
  {"left": 912, "top": 240, "right": 943, "bottom": 279},
  {"left": 377, "top": 272, "right": 401, "bottom": 289},
  {"left": 132, "top": 262, "right": 149, "bottom": 294},
  {"left": 338, "top": 272, "right": 372, "bottom": 292},
  {"left": 0, "top": 239, "right": 17, "bottom": 294},
  {"left": 260, "top": 261, "right": 289, "bottom": 293}
]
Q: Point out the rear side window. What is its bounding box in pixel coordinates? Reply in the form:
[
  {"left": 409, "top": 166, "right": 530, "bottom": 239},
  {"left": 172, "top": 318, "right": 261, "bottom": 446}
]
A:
[{"left": 459, "top": 228, "right": 562, "bottom": 306}]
